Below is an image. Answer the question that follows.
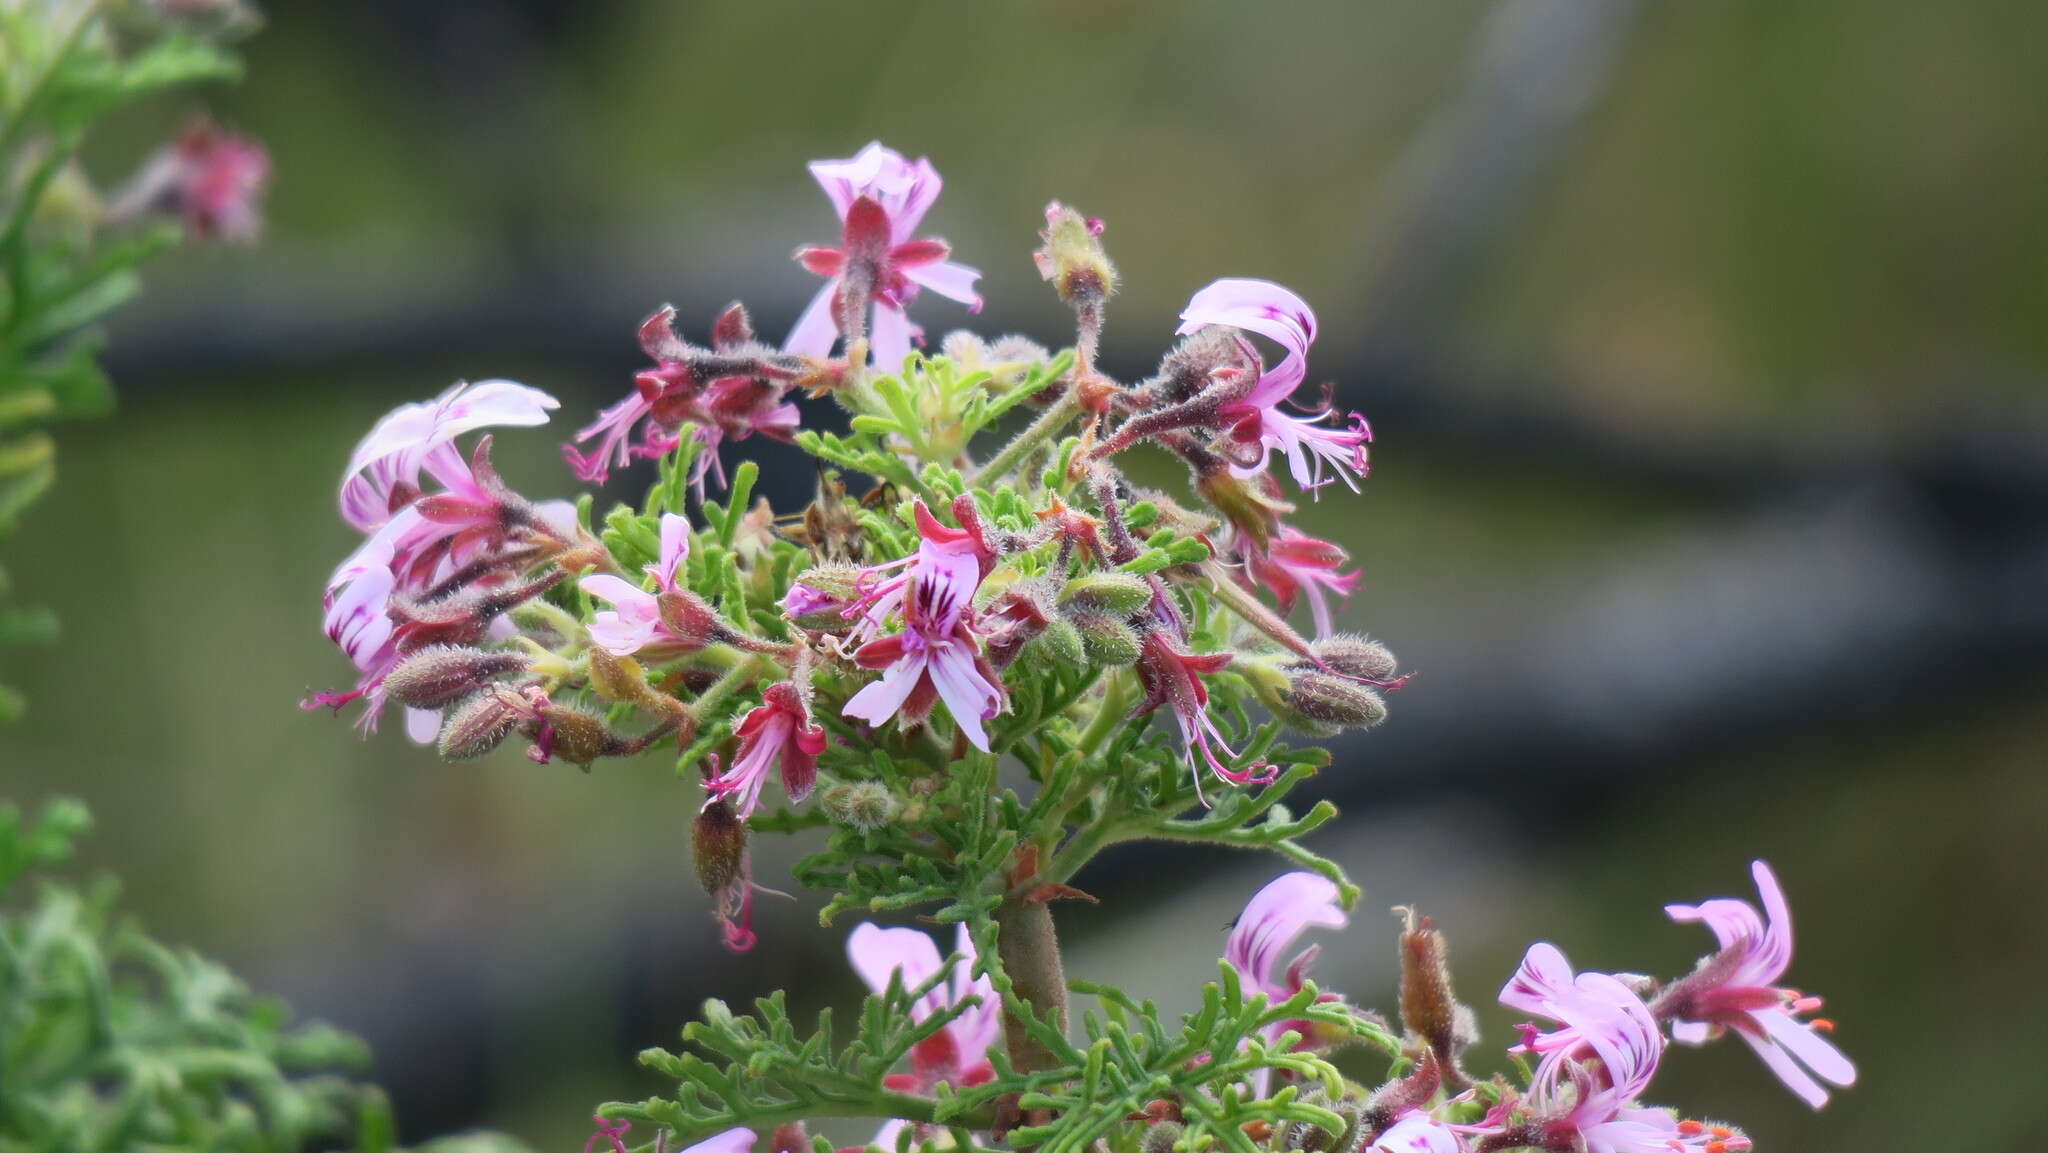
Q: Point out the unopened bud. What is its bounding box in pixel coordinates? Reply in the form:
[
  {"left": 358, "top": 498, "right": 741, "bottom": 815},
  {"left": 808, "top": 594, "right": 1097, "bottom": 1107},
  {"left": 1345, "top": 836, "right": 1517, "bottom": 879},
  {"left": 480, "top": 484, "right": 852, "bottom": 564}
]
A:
[
  {"left": 1139, "top": 1122, "right": 1184, "bottom": 1153},
  {"left": 693, "top": 799, "right": 747, "bottom": 896},
  {"left": 437, "top": 689, "right": 524, "bottom": 761},
  {"left": 656, "top": 588, "right": 720, "bottom": 648},
  {"left": 822, "top": 780, "right": 898, "bottom": 833},
  {"left": 586, "top": 647, "right": 648, "bottom": 703},
  {"left": 534, "top": 705, "right": 611, "bottom": 766},
  {"left": 1279, "top": 672, "right": 1387, "bottom": 733},
  {"left": 1070, "top": 609, "right": 1140, "bottom": 667},
  {"left": 384, "top": 645, "right": 531, "bottom": 709},
  {"left": 1397, "top": 909, "right": 1472, "bottom": 1079},
  {"left": 1035, "top": 202, "right": 1118, "bottom": 310},
  {"left": 1030, "top": 617, "right": 1086, "bottom": 670},
  {"left": 1311, "top": 635, "right": 1398, "bottom": 682},
  {"left": 1058, "top": 572, "right": 1152, "bottom": 615}
]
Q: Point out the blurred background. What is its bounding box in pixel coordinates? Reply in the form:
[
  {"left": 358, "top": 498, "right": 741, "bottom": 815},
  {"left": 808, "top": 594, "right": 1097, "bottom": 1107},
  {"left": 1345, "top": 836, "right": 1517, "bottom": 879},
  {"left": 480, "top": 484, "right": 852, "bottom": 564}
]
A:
[{"left": 5, "top": 0, "right": 2046, "bottom": 1147}]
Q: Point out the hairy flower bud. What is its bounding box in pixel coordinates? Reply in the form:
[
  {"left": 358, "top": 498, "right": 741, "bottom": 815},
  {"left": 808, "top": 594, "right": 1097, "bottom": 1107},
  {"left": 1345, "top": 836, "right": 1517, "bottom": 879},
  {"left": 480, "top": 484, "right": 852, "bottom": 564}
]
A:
[
  {"left": 384, "top": 645, "right": 531, "bottom": 709},
  {"left": 1070, "top": 609, "right": 1141, "bottom": 667},
  {"left": 533, "top": 705, "right": 611, "bottom": 766},
  {"left": 693, "top": 799, "right": 748, "bottom": 897},
  {"left": 436, "top": 689, "right": 525, "bottom": 761},
  {"left": 1278, "top": 671, "right": 1387, "bottom": 734},
  {"left": 1195, "top": 469, "right": 1291, "bottom": 551},
  {"left": 1058, "top": 571, "right": 1152, "bottom": 615},
  {"left": 586, "top": 647, "right": 648, "bottom": 703},
  {"left": 1274, "top": 1091, "right": 1369, "bottom": 1153},
  {"left": 1035, "top": 202, "right": 1117, "bottom": 311},
  {"left": 656, "top": 588, "right": 721, "bottom": 648},
  {"left": 822, "top": 780, "right": 898, "bottom": 833},
  {"left": 1139, "top": 1122, "right": 1184, "bottom": 1153},
  {"left": 1397, "top": 909, "right": 1474, "bottom": 1082},
  {"left": 1310, "top": 635, "right": 1398, "bottom": 682},
  {"left": 1030, "top": 617, "right": 1087, "bottom": 671}
]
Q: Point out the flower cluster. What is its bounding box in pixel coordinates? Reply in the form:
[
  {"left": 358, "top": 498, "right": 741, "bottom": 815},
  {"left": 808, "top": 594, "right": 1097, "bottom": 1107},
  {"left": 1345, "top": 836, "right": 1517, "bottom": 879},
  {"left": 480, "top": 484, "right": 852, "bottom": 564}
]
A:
[
  {"left": 308, "top": 139, "right": 1406, "bottom": 943},
  {"left": 300, "top": 143, "right": 1852, "bottom": 1153}
]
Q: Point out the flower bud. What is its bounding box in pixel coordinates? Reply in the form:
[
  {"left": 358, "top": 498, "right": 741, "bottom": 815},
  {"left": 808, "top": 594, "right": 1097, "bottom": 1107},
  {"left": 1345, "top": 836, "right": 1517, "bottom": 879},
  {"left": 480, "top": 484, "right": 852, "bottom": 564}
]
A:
[
  {"left": 1070, "top": 609, "right": 1140, "bottom": 667},
  {"left": 822, "top": 780, "right": 898, "bottom": 833},
  {"left": 1029, "top": 617, "right": 1086, "bottom": 670},
  {"left": 693, "top": 799, "right": 747, "bottom": 897},
  {"left": 534, "top": 705, "right": 611, "bottom": 766},
  {"left": 1139, "top": 1122, "right": 1184, "bottom": 1153},
  {"left": 586, "top": 647, "right": 648, "bottom": 703},
  {"left": 1397, "top": 909, "right": 1474, "bottom": 1080},
  {"left": 1310, "top": 635, "right": 1398, "bottom": 682},
  {"left": 437, "top": 690, "right": 524, "bottom": 761},
  {"left": 1034, "top": 202, "right": 1118, "bottom": 311},
  {"left": 1058, "top": 572, "right": 1152, "bottom": 615},
  {"left": 384, "top": 645, "right": 531, "bottom": 709},
  {"left": 656, "top": 588, "right": 720, "bottom": 648},
  {"left": 1278, "top": 672, "right": 1387, "bottom": 734}
]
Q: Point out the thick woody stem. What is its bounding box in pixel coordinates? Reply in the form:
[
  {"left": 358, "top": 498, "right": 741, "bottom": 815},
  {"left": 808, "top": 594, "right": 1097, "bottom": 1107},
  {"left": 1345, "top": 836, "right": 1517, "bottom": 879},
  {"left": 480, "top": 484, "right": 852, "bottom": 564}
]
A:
[{"left": 993, "top": 898, "right": 1068, "bottom": 1074}]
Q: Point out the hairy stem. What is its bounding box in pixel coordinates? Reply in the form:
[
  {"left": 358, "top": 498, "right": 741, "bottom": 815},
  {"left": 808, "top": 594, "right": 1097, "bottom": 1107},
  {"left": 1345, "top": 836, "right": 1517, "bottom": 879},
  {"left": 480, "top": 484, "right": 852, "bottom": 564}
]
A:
[
  {"left": 993, "top": 898, "right": 1069, "bottom": 1074},
  {"left": 975, "top": 393, "right": 1079, "bottom": 484}
]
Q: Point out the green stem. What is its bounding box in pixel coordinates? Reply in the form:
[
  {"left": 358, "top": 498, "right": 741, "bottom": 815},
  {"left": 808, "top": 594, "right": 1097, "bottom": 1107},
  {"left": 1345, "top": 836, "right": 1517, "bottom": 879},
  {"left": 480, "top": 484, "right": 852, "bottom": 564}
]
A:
[
  {"left": 1074, "top": 670, "right": 1133, "bottom": 758},
  {"left": 974, "top": 392, "right": 1080, "bottom": 485}
]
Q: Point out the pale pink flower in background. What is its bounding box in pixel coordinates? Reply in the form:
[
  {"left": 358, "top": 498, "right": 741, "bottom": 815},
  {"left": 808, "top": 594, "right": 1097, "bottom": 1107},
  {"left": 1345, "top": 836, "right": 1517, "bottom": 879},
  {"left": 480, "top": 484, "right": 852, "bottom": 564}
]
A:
[
  {"left": 1656, "top": 861, "right": 1856, "bottom": 1109},
  {"left": 846, "top": 922, "right": 1000, "bottom": 1144},
  {"left": 787, "top": 142, "right": 982, "bottom": 366},
  {"left": 1239, "top": 525, "right": 1361, "bottom": 638},
  {"left": 842, "top": 506, "right": 1001, "bottom": 751},
  {"left": 111, "top": 119, "right": 270, "bottom": 241},
  {"left": 579, "top": 513, "right": 692, "bottom": 657},
  {"left": 1176, "top": 278, "right": 1370, "bottom": 495},
  {"left": 708, "top": 682, "right": 826, "bottom": 817},
  {"left": 1224, "top": 871, "right": 1348, "bottom": 1097}
]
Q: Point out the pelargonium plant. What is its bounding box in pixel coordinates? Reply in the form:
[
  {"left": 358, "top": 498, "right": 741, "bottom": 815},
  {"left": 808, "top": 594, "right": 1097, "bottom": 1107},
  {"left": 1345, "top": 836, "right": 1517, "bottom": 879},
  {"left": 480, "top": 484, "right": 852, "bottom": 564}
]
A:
[{"left": 307, "top": 143, "right": 1855, "bottom": 1153}]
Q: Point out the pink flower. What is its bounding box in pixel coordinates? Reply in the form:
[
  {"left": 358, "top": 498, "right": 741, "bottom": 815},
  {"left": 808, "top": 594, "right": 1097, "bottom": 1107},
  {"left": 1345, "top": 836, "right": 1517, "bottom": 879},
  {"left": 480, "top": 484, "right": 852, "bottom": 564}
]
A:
[
  {"left": 112, "top": 119, "right": 270, "bottom": 241},
  {"left": 1490, "top": 948, "right": 1748, "bottom": 1153},
  {"left": 1225, "top": 871, "right": 1347, "bottom": 1097},
  {"left": 579, "top": 512, "right": 695, "bottom": 657},
  {"left": 708, "top": 682, "right": 826, "bottom": 817},
  {"left": 312, "top": 383, "right": 562, "bottom": 734},
  {"left": 847, "top": 922, "right": 1000, "bottom": 1144},
  {"left": 1654, "top": 861, "right": 1856, "bottom": 1109},
  {"left": 786, "top": 142, "right": 982, "bottom": 367},
  {"left": 1176, "top": 279, "right": 1370, "bottom": 496},
  {"left": 841, "top": 506, "right": 1002, "bottom": 751},
  {"left": 1239, "top": 526, "right": 1361, "bottom": 638},
  {"left": 1369, "top": 1113, "right": 1463, "bottom": 1153},
  {"left": 564, "top": 305, "right": 803, "bottom": 488},
  {"left": 1133, "top": 630, "right": 1275, "bottom": 799},
  {"left": 339, "top": 380, "right": 559, "bottom": 532}
]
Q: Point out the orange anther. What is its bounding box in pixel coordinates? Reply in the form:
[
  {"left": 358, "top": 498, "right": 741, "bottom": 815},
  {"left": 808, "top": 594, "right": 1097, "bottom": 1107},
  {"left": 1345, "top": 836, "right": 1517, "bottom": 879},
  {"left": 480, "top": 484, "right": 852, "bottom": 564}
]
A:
[
  {"left": 1705, "top": 1141, "right": 1727, "bottom": 1153},
  {"left": 1811, "top": 1018, "right": 1836, "bottom": 1033},
  {"left": 1709, "top": 1127, "right": 1732, "bottom": 1138},
  {"left": 1677, "top": 1121, "right": 1705, "bottom": 1136}
]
